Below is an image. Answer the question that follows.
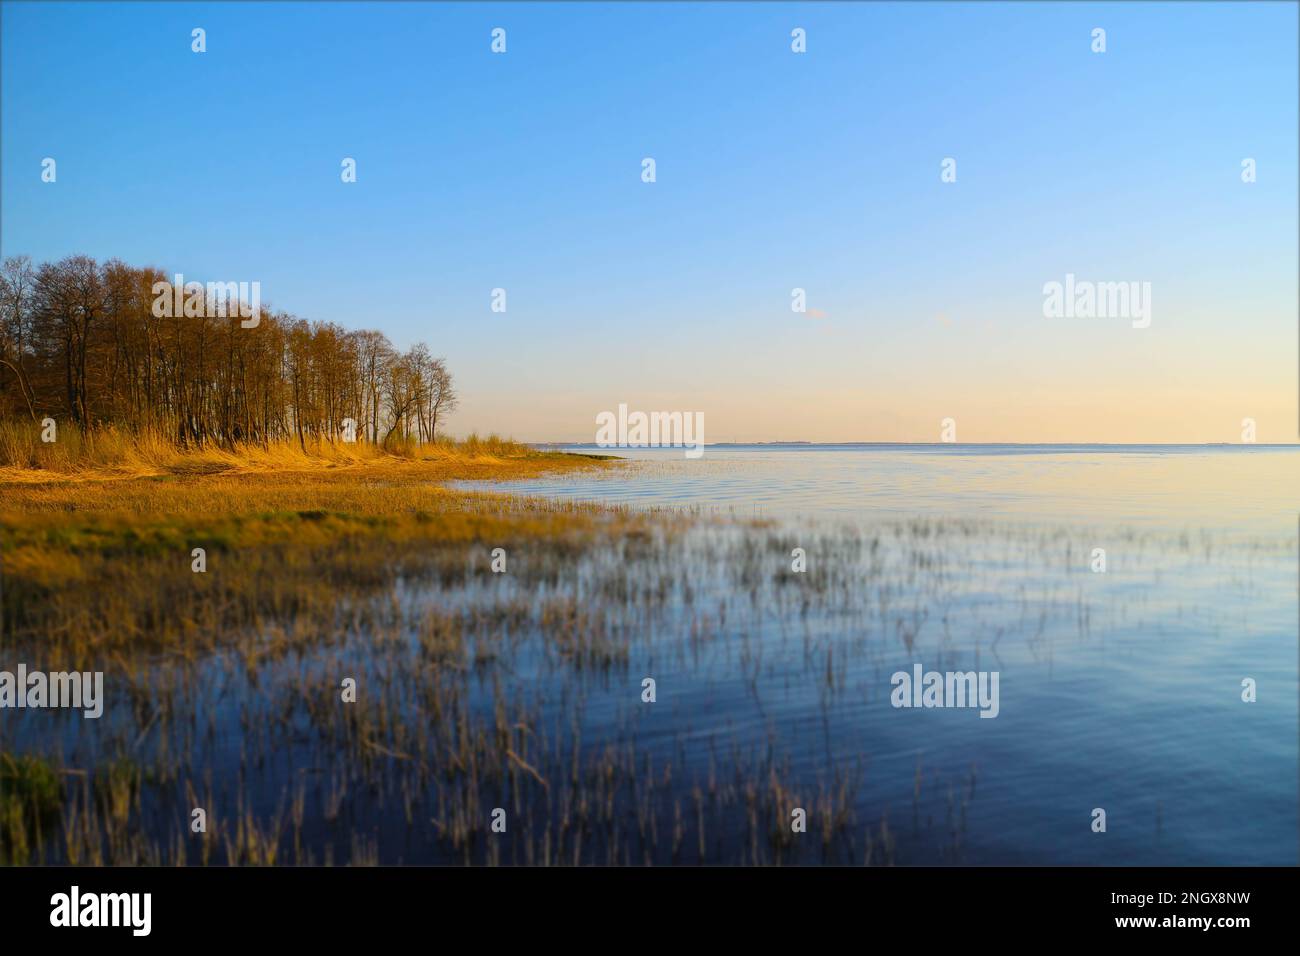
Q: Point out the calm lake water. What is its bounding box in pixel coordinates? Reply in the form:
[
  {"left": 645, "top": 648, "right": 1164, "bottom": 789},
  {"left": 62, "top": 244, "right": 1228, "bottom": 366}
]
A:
[
  {"left": 478, "top": 443, "right": 1300, "bottom": 531},
  {"left": 9, "top": 444, "right": 1297, "bottom": 865},
  {"left": 453, "top": 444, "right": 1300, "bottom": 865}
]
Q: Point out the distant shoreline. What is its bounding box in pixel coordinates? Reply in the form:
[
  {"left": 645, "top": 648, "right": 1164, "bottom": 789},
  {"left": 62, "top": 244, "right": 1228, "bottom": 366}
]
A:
[{"left": 529, "top": 441, "right": 1300, "bottom": 450}]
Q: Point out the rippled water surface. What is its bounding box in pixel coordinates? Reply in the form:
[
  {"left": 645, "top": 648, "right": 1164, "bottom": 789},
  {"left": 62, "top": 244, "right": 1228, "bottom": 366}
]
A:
[{"left": 451, "top": 444, "right": 1300, "bottom": 864}]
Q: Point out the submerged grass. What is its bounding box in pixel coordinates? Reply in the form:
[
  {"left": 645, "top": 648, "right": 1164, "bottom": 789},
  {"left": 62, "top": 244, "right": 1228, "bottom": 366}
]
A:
[{"left": 0, "top": 753, "right": 63, "bottom": 865}]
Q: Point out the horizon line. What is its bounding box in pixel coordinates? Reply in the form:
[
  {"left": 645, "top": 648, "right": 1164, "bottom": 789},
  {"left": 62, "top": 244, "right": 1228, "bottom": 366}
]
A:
[{"left": 529, "top": 440, "right": 1300, "bottom": 448}]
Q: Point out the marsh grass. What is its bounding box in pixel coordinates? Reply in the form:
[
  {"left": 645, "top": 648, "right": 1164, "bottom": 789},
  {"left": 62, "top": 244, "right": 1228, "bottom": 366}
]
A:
[{"left": 0, "top": 753, "right": 62, "bottom": 864}]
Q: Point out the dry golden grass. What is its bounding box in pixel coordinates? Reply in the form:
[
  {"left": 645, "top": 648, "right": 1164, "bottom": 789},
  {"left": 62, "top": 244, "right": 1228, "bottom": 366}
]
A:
[
  {"left": 0, "top": 426, "right": 630, "bottom": 661},
  {"left": 0, "top": 420, "right": 601, "bottom": 485}
]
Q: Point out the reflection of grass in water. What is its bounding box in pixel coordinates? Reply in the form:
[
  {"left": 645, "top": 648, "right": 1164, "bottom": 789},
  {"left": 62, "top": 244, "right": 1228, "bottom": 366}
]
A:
[{"left": 0, "top": 458, "right": 1288, "bottom": 865}]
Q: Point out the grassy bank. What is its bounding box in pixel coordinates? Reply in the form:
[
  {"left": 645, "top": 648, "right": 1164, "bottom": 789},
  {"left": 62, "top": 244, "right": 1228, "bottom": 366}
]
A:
[
  {"left": 0, "top": 420, "right": 612, "bottom": 483},
  {"left": 1, "top": 431, "right": 627, "bottom": 662}
]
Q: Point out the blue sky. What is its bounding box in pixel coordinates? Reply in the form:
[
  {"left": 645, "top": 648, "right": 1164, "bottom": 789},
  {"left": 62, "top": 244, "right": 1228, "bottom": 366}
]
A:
[{"left": 2, "top": 1, "right": 1297, "bottom": 442}]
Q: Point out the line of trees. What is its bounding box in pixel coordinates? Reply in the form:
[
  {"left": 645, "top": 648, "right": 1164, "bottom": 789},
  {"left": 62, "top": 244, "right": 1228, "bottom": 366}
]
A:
[{"left": 0, "top": 255, "right": 457, "bottom": 448}]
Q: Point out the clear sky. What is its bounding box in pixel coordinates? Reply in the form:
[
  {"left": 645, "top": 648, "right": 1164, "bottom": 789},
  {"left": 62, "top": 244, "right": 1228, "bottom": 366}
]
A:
[{"left": 2, "top": 1, "right": 1297, "bottom": 443}]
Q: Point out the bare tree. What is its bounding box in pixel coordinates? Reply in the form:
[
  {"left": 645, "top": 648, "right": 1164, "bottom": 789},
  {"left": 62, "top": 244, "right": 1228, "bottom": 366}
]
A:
[
  {"left": 427, "top": 357, "right": 457, "bottom": 443},
  {"left": 0, "top": 256, "right": 38, "bottom": 421}
]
